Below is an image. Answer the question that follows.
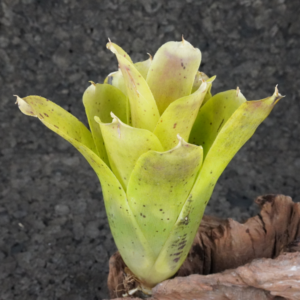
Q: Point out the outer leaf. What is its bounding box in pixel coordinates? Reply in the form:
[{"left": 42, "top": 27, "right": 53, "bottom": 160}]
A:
[
  {"left": 83, "top": 83, "right": 128, "bottom": 124},
  {"left": 16, "top": 95, "right": 96, "bottom": 152},
  {"left": 126, "top": 136, "right": 203, "bottom": 261},
  {"left": 107, "top": 40, "right": 133, "bottom": 63},
  {"left": 16, "top": 95, "right": 156, "bottom": 285},
  {"left": 107, "top": 42, "right": 160, "bottom": 131},
  {"left": 154, "top": 81, "right": 210, "bottom": 150},
  {"left": 74, "top": 144, "right": 156, "bottom": 287},
  {"left": 191, "top": 71, "right": 208, "bottom": 93},
  {"left": 134, "top": 55, "right": 152, "bottom": 79},
  {"left": 149, "top": 88, "right": 283, "bottom": 286},
  {"left": 146, "top": 40, "right": 202, "bottom": 114},
  {"left": 96, "top": 114, "right": 163, "bottom": 190},
  {"left": 192, "top": 73, "right": 216, "bottom": 106},
  {"left": 83, "top": 83, "right": 129, "bottom": 166},
  {"left": 105, "top": 58, "right": 152, "bottom": 94},
  {"left": 202, "top": 76, "right": 215, "bottom": 105},
  {"left": 104, "top": 72, "right": 132, "bottom": 125},
  {"left": 104, "top": 70, "right": 128, "bottom": 97},
  {"left": 189, "top": 88, "right": 246, "bottom": 157}
]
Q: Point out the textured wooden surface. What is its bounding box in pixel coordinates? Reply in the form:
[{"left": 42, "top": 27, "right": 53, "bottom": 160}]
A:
[{"left": 109, "top": 195, "right": 300, "bottom": 299}]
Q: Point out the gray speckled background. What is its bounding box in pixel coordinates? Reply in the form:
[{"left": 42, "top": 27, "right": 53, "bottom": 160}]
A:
[{"left": 0, "top": 0, "right": 299, "bottom": 299}]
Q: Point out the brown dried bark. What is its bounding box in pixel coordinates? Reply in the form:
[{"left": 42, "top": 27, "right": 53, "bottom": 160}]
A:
[{"left": 108, "top": 194, "right": 300, "bottom": 300}]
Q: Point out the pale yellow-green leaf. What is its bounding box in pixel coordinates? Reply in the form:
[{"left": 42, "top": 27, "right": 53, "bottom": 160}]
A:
[
  {"left": 189, "top": 88, "right": 246, "bottom": 157},
  {"left": 16, "top": 95, "right": 156, "bottom": 286},
  {"left": 107, "top": 43, "right": 160, "bottom": 131},
  {"left": 83, "top": 83, "right": 129, "bottom": 166},
  {"left": 74, "top": 144, "right": 156, "bottom": 286},
  {"left": 104, "top": 57, "right": 152, "bottom": 94},
  {"left": 134, "top": 55, "right": 152, "bottom": 79},
  {"left": 104, "top": 70, "right": 128, "bottom": 97},
  {"left": 83, "top": 82, "right": 129, "bottom": 124},
  {"left": 16, "top": 95, "right": 96, "bottom": 153},
  {"left": 154, "top": 81, "right": 210, "bottom": 150},
  {"left": 107, "top": 40, "right": 133, "bottom": 63},
  {"left": 151, "top": 87, "right": 283, "bottom": 284},
  {"left": 103, "top": 72, "right": 132, "bottom": 125},
  {"left": 96, "top": 115, "right": 163, "bottom": 190},
  {"left": 199, "top": 75, "right": 216, "bottom": 106},
  {"left": 126, "top": 136, "right": 203, "bottom": 261},
  {"left": 191, "top": 71, "right": 209, "bottom": 93},
  {"left": 146, "top": 40, "right": 202, "bottom": 114}
]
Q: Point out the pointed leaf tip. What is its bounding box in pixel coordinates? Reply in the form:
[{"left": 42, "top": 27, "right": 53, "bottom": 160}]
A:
[
  {"left": 94, "top": 115, "right": 100, "bottom": 123},
  {"left": 15, "top": 95, "right": 37, "bottom": 117},
  {"left": 106, "top": 40, "right": 133, "bottom": 63},
  {"left": 272, "top": 85, "right": 285, "bottom": 105},
  {"left": 14, "top": 95, "right": 19, "bottom": 104},
  {"left": 110, "top": 111, "right": 118, "bottom": 120},
  {"left": 177, "top": 133, "right": 182, "bottom": 141},
  {"left": 274, "top": 84, "right": 284, "bottom": 98},
  {"left": 175, "top": 134, "right": 184, "bottom": 148}
]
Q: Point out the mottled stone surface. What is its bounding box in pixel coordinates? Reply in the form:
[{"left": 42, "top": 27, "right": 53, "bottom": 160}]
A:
[{"left": 1, "top": 0, "right": 299, "bottom": 299}]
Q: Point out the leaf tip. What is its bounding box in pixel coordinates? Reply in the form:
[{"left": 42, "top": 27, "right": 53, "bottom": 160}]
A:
[
  {"left": 110, "top": 112, "right": 121, "bottom": 124},
  {"left": 94, "top": 116, "right": 101, "bottom": 124},
  {"left": 14, "top": 94, "right": 20, "bottom": 104},
  {"left": 106, "top": 38, "right": 117, "bottom": 55},
  {"left": 201, "top": 81, "right": 208, "bottom": 91},
  {"left": 15, "top": 95, "right": 36, "bottom": 117},
  {"left": 274, "top": 85, "right": 285, "bottom": 103},
  {"left": 208, "top": 75, "right": 217, "bottom": 83},
  {"left": 176, "top": 134, "right": 188, "bottom": 147}
]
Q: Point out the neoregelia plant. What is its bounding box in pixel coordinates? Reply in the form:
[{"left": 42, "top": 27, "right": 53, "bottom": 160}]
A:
[{"left": 16, "top": 39, "right": 282, "bottom": 292}]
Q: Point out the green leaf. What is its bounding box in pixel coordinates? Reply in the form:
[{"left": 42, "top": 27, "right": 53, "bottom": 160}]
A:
[
  {"left": 195, "top": 74, "right": 216, "bottom": 106},
  {"left": 154, "top": 81, "right": 210, "bottom": 150},
  {"left": 151, "top": 87, "right": 283, "bottom": 283},
  {"left": 74, "top": 143, "right": 156, "bottom": 287},
  {"left": 126, "top": 136, "right": 203, "bottom": 261},
  {"left": 189, "top": 88, "right": 246, "bottom": 157},
  {"left": 107, "top": 43, "right": 160, "bottom": 131},
  {"left": 191, "top": 71, "right": 208, "bottom": 93},
  {"left": 83, "top": 83, "right": 129, "bottom": 166},
  {"left": 16, "top": 95, "right": 96, "bottom": 153},
  {"left": 104, "top": 57, "right": 152, "bottom": 126},
  {"left": 83, "top": 82, "right": 129, "bottom": 124},
  {"left": 134, "top": 55, "right": 152, "bottom": 79},
  {"left": 106, "top": 40, "right": 133, "bottom": 63},
  {"left": 16, "top": 95, "right": 156, "bottom": 286},
  {"left": 96, "top": 114, "right": 163, "bottom": 190},
  {"left": 104, "top": 58, "right": 152, "bottom": 94},
  {"left": 104, "top": 70, "right": 128, "bottom": 97},
  {"left": 146, "top": 39, "right": 202, "bottom": 114}
]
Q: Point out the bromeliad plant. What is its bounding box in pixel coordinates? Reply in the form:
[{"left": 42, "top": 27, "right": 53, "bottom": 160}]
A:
[{"left": 16, "top": 39, "right": 282, "bottom": 292}]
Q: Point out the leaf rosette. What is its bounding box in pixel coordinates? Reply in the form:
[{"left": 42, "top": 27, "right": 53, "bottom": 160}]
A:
[{"left": 16, "top": 38, "right": 283, "bottom": 290}]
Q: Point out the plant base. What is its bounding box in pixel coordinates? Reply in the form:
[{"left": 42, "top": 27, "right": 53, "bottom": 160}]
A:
[{"left": 107, "top": 194, "right": 300, "bottom": 300}]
